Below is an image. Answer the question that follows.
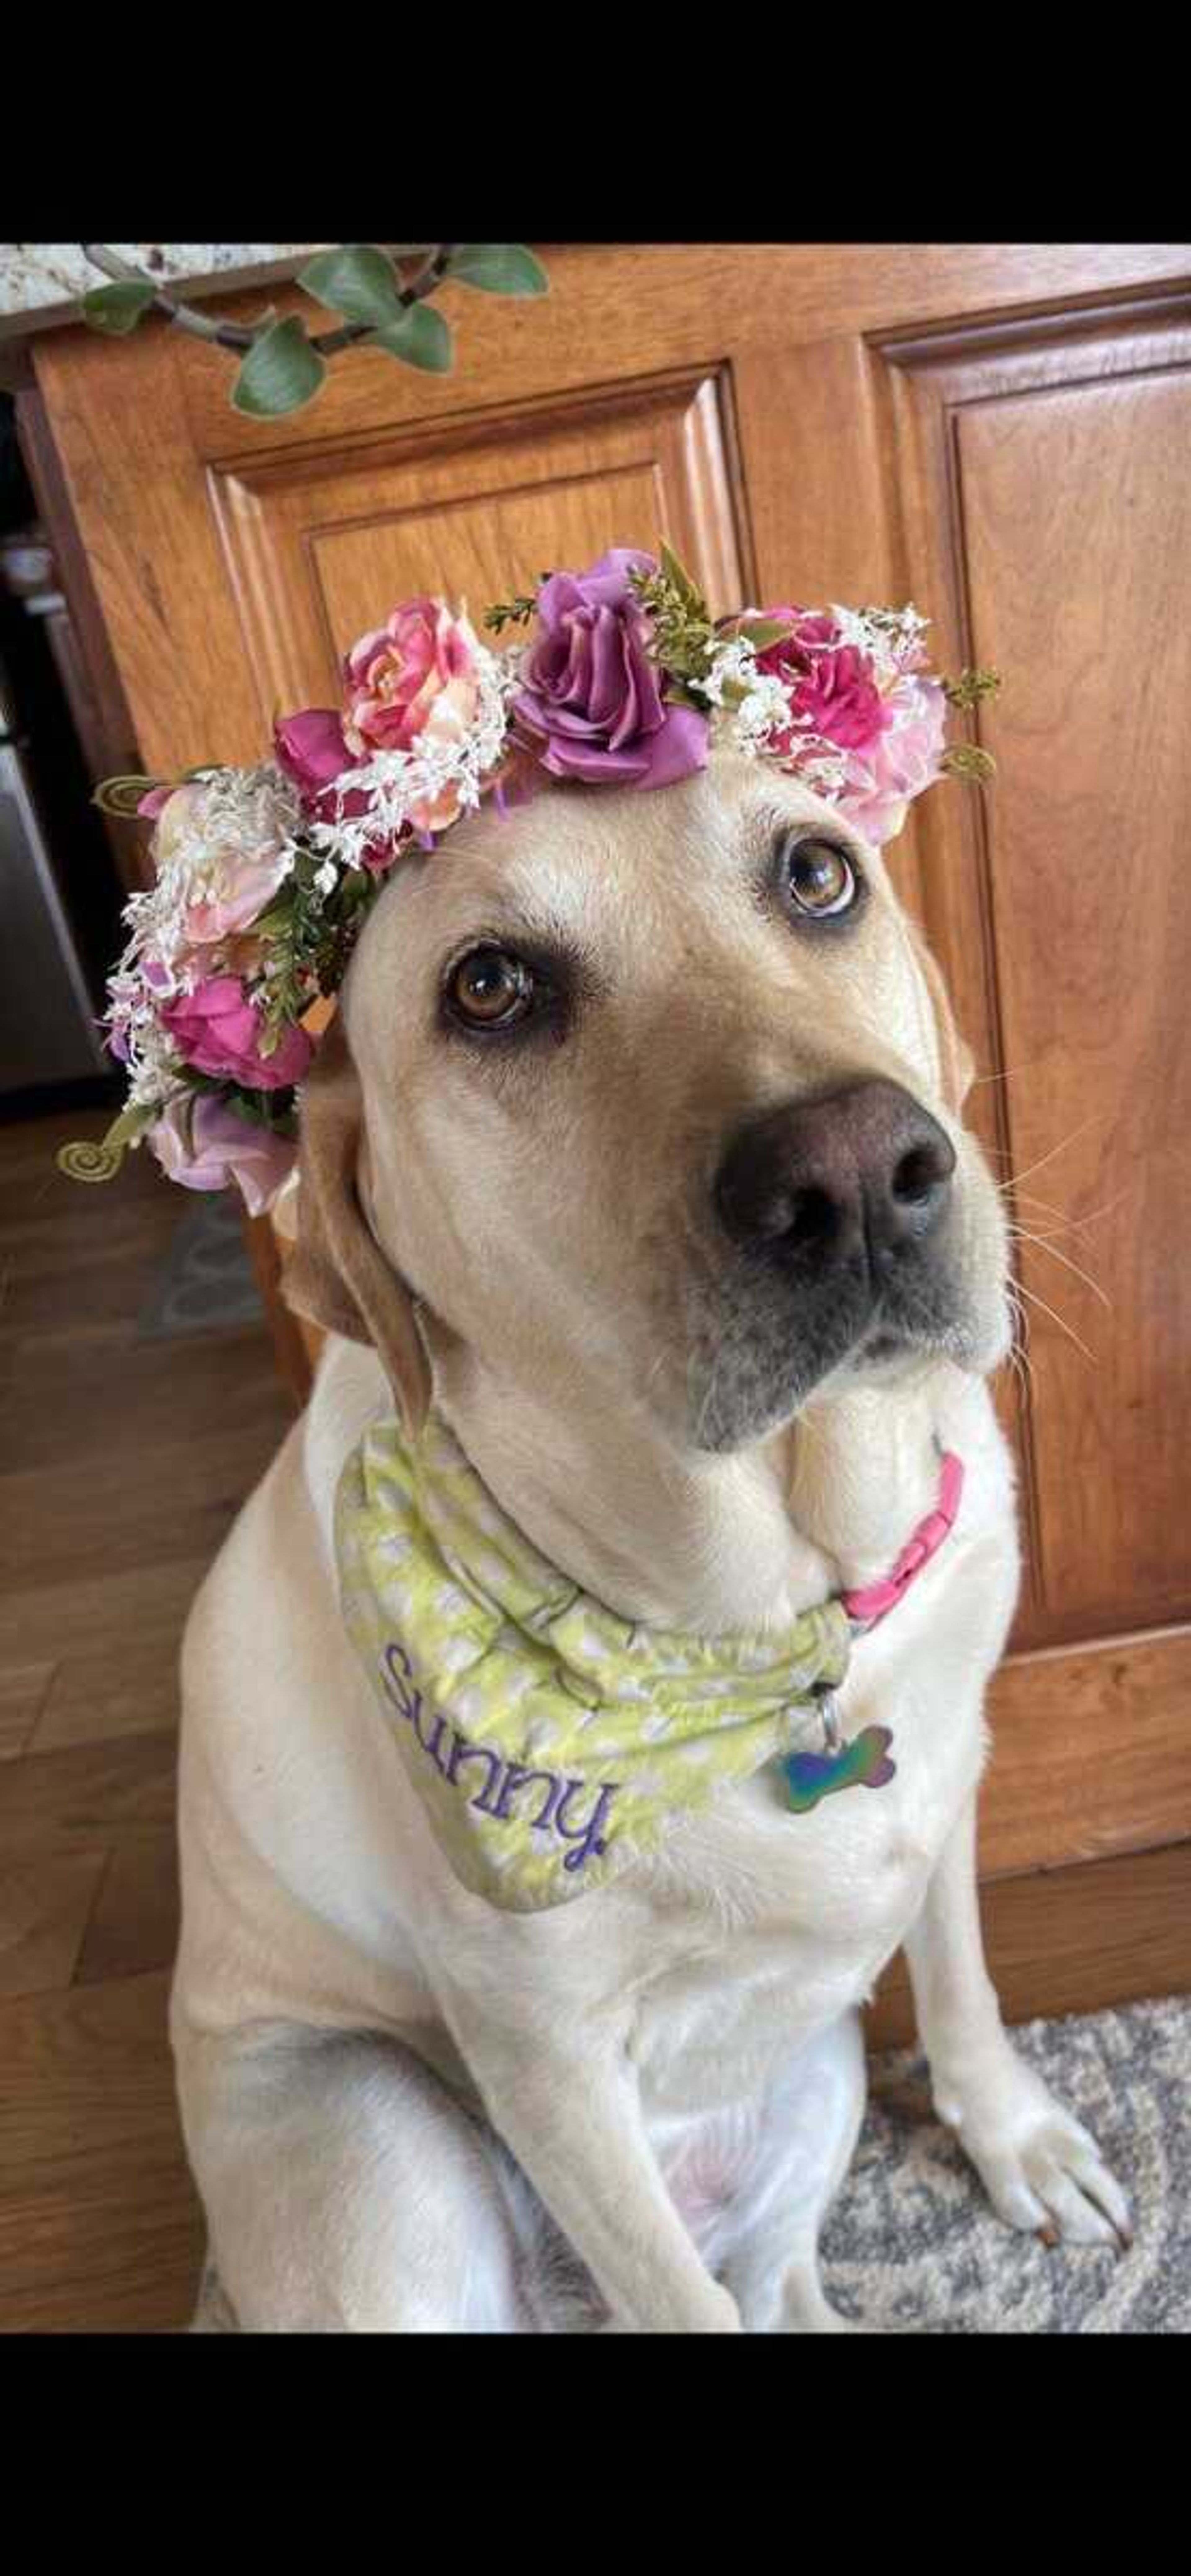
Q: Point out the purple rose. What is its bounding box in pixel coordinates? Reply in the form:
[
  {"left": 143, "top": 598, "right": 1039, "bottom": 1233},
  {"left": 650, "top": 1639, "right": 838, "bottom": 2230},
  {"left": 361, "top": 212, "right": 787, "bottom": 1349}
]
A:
[
  {"left": 160, "top": 974, "right": 314, "bottom": 1091},
  {"left": 514, "top": 548, "right": 708, "bottom": 789},
  {"left": 148, "top": 1094, "right": 297, "bottom": 1216}
]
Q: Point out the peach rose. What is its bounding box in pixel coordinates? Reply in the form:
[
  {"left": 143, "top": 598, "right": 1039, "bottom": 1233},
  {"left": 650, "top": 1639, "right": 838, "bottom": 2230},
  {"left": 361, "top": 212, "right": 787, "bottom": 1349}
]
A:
[{"left": 342, "top": 600, "right": 485, "bottom": 833}]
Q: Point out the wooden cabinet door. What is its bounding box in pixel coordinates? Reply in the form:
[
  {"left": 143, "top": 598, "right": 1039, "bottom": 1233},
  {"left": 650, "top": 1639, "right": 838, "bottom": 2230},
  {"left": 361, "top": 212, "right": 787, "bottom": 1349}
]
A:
[{"left": 30, "top": 244, "right": 1191, "bottom": 1951}]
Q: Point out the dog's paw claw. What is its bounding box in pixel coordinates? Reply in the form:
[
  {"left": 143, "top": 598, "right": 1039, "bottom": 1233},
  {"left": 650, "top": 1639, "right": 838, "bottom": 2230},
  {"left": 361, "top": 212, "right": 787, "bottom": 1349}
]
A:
[{"left": 938, "top": 2057, "right": 1132, "bottom": 2252}]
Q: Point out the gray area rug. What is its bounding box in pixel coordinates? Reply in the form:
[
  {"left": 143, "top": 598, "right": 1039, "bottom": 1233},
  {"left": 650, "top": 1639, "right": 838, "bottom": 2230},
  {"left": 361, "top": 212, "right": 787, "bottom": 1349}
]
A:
[
  {"left": 190, "top": 1995, "right": 1188, "bottom": 2331},
  {"left": 820, "top": 1996, "right": 1188, "bottom": 2332},
  {"left": 136, "top": 1191, "right": 264, "bottom": 1342}
]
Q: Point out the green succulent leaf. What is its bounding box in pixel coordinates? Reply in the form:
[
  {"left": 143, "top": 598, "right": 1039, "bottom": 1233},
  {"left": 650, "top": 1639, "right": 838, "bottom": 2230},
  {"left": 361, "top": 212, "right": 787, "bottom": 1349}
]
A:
[
  {"left": 735, "top": 618, "right": 796, "bottom": 651},
  {"left": 81, "top": 282, "right": 156, "bottom": 336},
  {"left": 231, "top": 320, "right": 327, "bottom": 419},
  {"left": 297, "top": 245, "right": 406, "bottom": 327},
  {"left": 449, "top": 244, "right": 548, "bottom": 298},
  {"left": 368, "top": 304, "right": 453, "bottom": 374}
]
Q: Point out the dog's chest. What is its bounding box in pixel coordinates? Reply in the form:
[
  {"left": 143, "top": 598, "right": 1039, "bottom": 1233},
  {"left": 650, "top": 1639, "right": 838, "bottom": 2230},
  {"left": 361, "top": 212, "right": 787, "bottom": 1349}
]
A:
[{"left": 627, "top": 1635, "right": 984, "bottom": 2112}]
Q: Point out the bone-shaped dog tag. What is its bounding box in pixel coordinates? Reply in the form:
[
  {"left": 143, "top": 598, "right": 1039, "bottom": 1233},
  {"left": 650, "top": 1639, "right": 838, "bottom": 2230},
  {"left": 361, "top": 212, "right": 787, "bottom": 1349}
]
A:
[{"left": 782, "top": 1724, "right": 897, "bottom": 1815}]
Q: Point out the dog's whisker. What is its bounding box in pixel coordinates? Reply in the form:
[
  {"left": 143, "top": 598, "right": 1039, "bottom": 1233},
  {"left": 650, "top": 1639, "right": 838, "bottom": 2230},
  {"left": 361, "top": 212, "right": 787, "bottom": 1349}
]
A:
[
  {"left": 690, "top": 1354, "right": 719, "bottom": 1455},
  {"left": 999, "top": 1281, "right": 1037, "bottom": 1404},
  {"left": 970, "top": 1057, "right": 1047, "bottom": 1091},
  {"left": 1007, "top": 1228, "right": 1112, "bottom": 1312},
  {"left": 1001, "top": 1343, "right": 1032, "bottom": 1404},
  {"left": 986, "top": 1115, "right": 1101, "bottom": 1193},
  {"left": 998, "top": 1183, "right": 1128, "bottom": 1245},
  {"left": 1030, "top": 1187, "right": 1131, "bottom": 1238},
  {"left": 998, "top": 1186, "right": 1084, "bottom": 1228},
  {"left": 1013, "top": 1276, "right": 1098, "bottom": 1366}
]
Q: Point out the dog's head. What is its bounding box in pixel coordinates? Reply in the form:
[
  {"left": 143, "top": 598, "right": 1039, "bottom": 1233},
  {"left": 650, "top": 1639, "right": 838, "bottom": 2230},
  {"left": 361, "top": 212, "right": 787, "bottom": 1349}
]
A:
[{"left": 285, "top": 751, "right": 1011, "bottom": 1449}]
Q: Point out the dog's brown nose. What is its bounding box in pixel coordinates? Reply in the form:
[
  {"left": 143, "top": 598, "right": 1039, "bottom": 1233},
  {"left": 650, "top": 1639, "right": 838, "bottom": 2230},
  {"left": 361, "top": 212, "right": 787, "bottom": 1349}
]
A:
[{"left": 714, "top": 1079, "right": 956, "bottom": 1278}]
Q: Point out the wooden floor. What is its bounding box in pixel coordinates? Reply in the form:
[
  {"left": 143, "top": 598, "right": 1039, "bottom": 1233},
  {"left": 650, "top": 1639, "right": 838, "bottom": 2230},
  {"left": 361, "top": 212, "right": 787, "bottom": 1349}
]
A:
[
  {"left": 1, "top": 1106, "right": 1186, "bottom": 2331},
  {"left": 0, "top": 1107, "right": 295, "bottom": 2331}
]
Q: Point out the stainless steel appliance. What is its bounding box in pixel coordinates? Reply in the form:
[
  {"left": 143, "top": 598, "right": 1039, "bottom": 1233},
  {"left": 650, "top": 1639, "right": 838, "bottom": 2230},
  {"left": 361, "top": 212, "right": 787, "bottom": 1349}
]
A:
[{"left": 0, "top": 660, "right": 107, "bottom": 1091}]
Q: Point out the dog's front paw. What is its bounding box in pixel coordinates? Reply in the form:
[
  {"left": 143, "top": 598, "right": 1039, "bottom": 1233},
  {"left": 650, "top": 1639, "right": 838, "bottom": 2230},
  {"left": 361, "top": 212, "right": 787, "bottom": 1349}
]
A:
[{"left": 934, "top": 2049, "right": 1131, "bottom": 2251}]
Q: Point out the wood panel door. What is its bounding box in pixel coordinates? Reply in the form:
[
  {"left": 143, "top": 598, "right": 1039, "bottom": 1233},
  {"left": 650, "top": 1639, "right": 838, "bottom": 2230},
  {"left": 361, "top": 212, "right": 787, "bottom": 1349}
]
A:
[{"left": 29, "top": 244, "right": 1191, "bottom": 1957}]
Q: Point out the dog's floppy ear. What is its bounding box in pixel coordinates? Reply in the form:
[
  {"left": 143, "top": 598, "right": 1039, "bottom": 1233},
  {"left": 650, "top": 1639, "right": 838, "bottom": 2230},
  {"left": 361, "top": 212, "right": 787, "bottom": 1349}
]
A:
[
  {"left": 282, "top": 1011, "right": 431, "bottom": 1438},
  {"left": 906, "top": 919, "right": 975, "bottom": 1114}
]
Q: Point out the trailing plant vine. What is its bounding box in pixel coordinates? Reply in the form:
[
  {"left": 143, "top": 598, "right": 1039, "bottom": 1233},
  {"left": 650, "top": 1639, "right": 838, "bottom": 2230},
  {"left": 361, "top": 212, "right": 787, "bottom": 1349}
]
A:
[{"left": 77, "top": 243, "right": 549, "bottom": 419}]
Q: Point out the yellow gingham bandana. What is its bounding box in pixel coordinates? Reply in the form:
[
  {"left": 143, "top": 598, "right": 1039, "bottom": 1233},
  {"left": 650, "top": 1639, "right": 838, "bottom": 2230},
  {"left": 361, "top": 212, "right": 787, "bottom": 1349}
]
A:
[{"left": 336, "top": 1412, "right": 853, "bottom": 1913}]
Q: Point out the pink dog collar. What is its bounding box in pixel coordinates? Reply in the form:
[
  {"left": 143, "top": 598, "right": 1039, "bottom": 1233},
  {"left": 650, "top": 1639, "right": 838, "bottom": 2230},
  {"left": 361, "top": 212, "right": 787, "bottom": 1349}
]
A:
[
  {"left": 783, "top": 1447, "right": 964, "bottom": 1815},
  {"left": 840, "top": 1450, "right": 965, "bottom": 1629}
]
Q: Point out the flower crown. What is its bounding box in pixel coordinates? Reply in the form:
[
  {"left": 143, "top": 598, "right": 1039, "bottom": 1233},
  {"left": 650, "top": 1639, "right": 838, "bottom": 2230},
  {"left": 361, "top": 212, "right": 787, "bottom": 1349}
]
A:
[{"left": 59, "top": 543, "right": 998, "bottom": 1214}]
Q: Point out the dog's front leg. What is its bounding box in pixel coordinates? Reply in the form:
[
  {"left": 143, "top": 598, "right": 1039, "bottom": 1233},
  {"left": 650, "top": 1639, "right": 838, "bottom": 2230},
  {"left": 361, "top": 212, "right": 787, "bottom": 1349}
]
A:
[
  {"left": 446, "top": 1997, "right": 740, "bottom": 2333},
  {"left": 903, "top": 1789, "right": 1131, "bottom": 2249}
]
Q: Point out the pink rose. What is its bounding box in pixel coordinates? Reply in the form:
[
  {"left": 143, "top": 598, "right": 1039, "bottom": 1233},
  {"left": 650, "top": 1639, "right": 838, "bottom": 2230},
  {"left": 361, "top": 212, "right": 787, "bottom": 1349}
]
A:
[
  {"left": 160, "top": 975, "right": 314, "bottom": 1090},
  {"left": 343, "top": 598, "right": 484, "bottom": 764},
  {"left": 736, "top": 605, "right": 949, "bottom": 845},
  {"left": 272, "top": 710, "right": 400, "bottom": 875},
  {"left": 750, "top": 609, "right": 891, "bottom": 758},
  {"left": 274, "top": 708, "right": 354, "bottom": 801},
  {"left": 148, "top": 1095, "right": 297, "bottom": 1216},
  {"left": 835, "top": 677, "right": 949, "bottom": 847}
]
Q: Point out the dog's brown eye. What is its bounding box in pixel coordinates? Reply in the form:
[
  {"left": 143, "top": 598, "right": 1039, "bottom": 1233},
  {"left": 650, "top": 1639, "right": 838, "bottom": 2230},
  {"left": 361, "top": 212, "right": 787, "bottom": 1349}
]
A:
[
  {"left": 779, "top": 834, "right": 857, "bottom": 918},
  {"left": 446, "top": 945, "right": 535, "bottom": 1029}
]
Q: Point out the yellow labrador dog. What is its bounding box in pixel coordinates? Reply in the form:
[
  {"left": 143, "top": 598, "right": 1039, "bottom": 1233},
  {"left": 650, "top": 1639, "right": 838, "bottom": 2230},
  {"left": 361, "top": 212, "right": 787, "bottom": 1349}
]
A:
[{"left": 172, "top": 751, "right": 1129, "bottom": 2332}]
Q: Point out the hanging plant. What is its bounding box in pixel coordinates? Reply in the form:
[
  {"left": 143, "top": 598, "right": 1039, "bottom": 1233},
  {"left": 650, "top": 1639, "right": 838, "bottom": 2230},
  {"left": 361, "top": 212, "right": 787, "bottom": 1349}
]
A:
[{"left": 78, "top": 243, "right": 549, "bottom": 420}]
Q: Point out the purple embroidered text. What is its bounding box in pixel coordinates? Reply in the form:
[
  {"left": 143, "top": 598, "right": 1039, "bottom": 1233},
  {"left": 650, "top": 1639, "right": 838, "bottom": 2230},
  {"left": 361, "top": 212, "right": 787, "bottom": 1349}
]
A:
[{"left": 380, "top": 1641, "right": 619, "bottom": 1874}]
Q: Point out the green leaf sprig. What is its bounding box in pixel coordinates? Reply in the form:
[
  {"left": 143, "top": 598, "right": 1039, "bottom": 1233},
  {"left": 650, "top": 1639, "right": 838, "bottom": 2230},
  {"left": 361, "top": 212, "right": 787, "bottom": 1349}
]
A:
[
  {"left": 628, "top": 543, "right": 722, "bottom": 706},
  {"left": 483, "top": 588, "right": 550, "bottom": 635},
  {"left": 940, "top": 743, "right": 997, "bottom": 782},
  {"left": 942, "top": 666, "right": 1002, "bottom": 710},
  {"left": 248, "top": 840, "right": 387, "bottom": 1058}
]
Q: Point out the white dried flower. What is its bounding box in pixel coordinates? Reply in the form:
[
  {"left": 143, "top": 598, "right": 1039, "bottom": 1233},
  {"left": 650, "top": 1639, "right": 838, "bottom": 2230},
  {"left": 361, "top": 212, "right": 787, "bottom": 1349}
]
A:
[
  {"left": 108, "top": 994, "right": 185, "bottom": 1110},
  {"left": 719, "top": 673, "right": 796, "bottom": 757},
  {"left": 115, "top": 762, "right": 301, "bottom": 992},
  {"left": 698, "top": 636, "right": 760, "bottom": 709},
  {"left": 827, "top": 601, "right": 930, "bottom": 682}
]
